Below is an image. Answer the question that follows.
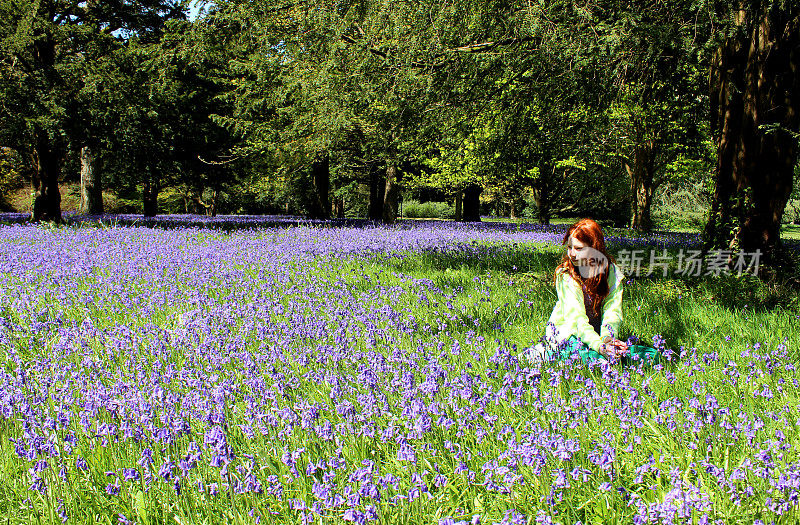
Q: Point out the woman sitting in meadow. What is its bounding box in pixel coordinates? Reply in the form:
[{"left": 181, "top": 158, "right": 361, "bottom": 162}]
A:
[{"left": 529, "top": 218, "right": 659, "bottom": 364}]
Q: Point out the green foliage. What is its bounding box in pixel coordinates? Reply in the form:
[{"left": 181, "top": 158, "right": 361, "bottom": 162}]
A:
[
  {"left": 784, "top": 163, "right": 800, "bottom": 225},
  {"left": 401, "top": 199, "right": 455, "bottom": 220},
  {"left": 0, "top": 148, "right": 24, "bottom": 211},
  {"left": 652, "top": 179, "right": 710, "bottom": 231},
  {"left": 0, "top": 0, "right": 792, "bottom": 239},
  {"left": 0, "top": 0, "right": 194, "bottom": 219}
]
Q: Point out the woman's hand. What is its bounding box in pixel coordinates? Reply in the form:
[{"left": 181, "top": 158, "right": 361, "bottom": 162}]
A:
[{"left": 600, "top": 339, "right": 628, "bottom": 359}]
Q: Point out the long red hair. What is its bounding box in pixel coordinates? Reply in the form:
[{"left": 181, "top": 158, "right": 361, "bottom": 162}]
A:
[{"left": 554, "top": 218, "right": 614, "bottom": 319}]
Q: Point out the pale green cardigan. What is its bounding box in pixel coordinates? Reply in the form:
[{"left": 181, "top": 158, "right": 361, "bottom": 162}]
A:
[{"left": 545, "top": 263, "right": 625, "bottom": 352}]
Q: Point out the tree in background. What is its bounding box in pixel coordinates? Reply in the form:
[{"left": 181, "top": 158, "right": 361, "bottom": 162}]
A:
[
  {"left": 72, "top": 37, "right": 130, "bottom": 215},
  {"left": 0, "top": 0, "right": 796, "bottom": 275},
  {"left": 199, "top": 0, "right": 337, "bottom": 219},
  {"left": 601, "top": 3, "right": 709, "bottom": 232},
  {"left": 0, "top": 147, "right": 27, "bottom": 210},
  {"left": 0, "top": 0, "right": 188, "bottom": 221},
  {"left": 206, "top": 0, "right": 542, "bottom": 222}
]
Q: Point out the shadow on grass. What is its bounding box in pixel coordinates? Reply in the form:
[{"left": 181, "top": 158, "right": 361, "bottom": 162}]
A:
[
  {"left": 379, "top": 244, "right": 799, "bottom": 362},
  {"left": 631, "top": 272, "right": 798, "bottom": 311},
  {"left": 383, "top": 244, "right": 799, "bottom": 315},
  {"left": 384, "top": 244, "right": 562, "bottom": 277}
]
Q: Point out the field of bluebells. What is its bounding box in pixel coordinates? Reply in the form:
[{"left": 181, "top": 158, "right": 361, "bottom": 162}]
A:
[{"left": 0, "top": 218, "right": 799, "bottom": 524}]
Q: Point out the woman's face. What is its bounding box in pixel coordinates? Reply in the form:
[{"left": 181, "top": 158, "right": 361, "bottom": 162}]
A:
[
  {"left": 566, "top": 235, "right": 608, "bottom": 277},
  {"left": 566, "top": 236, "right": 590, "bottom": 266}
]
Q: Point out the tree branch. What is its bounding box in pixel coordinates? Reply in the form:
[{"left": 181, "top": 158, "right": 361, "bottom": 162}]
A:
[
  {"left": 11, "top": 52, "right": 36, "bottom": 75},
  {"left": 448, "top": 37, "right": 535, "bottom": 54},
  {"left": 340, "top": 34, "right": 536, "bottom": 70},
  {"left": 198, "top": 154, "right": 238, "bottom": 165}
]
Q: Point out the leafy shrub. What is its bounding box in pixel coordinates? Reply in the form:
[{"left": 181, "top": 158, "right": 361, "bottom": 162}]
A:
[
  {"left": 785, "top": 165, "right": 800, "bottom": 224},
  {"left": 652, "top": 180, "right": 710, "bottom": 230},
  {"left": 785, "top": 199, "right": 800, "bottom": 225},
  {"left": 402, "top": 199, "right": 455, "bottom": 219}
]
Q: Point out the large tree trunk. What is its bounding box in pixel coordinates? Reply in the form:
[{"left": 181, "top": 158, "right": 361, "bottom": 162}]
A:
[
  {"left": 29, "top": 33, "right": 62, "bottom": 222},
  {"left": 534, "top": 193, "right": 550, "bottom": 225},
  {"left": 79, "top": 145, "right": 104, "bottom": 215},
  {"left": 31, "top": 128, "right": 62, "bottom": 222},
  {"left": 454, "top": 190, "right": 463, "bottom": 222},
  {"left": 510, "top": 197, "right": 524, "bottom": 220},
  {"left": 382, "top": 164, "right": 401, "bottom": 224},
  {"left": 703, "top": 5, "right": 800, "bottom": 267},
  {"left": 308, "top": 154, "right": 330, "bottom": 219},
  {"left": 626, "top": 141, "right": 655, "bottom": 232},
  {"left": 368, "top": 163, "right": 384, "bottom": 221},
  {"left": 462, "top": 184, "right": 482, "bottom": 222},
  {"left": 143, "top": 172, "right": 159, "bottom": 217}
]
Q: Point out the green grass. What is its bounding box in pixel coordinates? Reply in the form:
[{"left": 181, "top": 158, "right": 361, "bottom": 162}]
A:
[
  {"left": 380, "top": 242, "right": 799, "bottom": 353},
  {"left": 481, "top": 215, "right": 800, "bottom": 243},
  {"left": 782, "top": 224, "right": 800, "bottom": 240}
]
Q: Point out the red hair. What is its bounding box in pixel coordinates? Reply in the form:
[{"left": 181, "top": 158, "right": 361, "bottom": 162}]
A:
[{"left": 554, "top": 218, "right": 614, "bottom": 319}]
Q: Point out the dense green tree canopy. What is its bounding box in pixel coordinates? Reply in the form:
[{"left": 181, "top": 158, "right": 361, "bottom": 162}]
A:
[
  {"left": 1, "top": 0, "right": 798, "bottom": 270},
  {"left": 0, "top": 0, "right": 187, "bottom": 220}
]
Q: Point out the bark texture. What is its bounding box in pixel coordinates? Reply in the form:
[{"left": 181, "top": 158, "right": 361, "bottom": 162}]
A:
[
  {"left": 382, "top": 164, "right": 401, "bottom": 224},
  {"left": 79, "top": 145, "right": 104, "bottom": 215},
  {"left": 626, "top": 141, "right": 656, "bottom": 232},
  {"left": 703, "top": 5, "right": 800, "bottom": 265}
]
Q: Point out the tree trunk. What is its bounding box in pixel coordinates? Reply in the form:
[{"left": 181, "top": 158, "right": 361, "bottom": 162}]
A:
[
  {"left": 332, "top": 195, "right": 345, "bottom": 218},
  {"left": 210, "top": 171, "right": 221, "bottom": 217},
  {"left": 626, "top": 142, "right": 655, "bottom": 232},
  {"left": 31, "top": 128, "right": 62, "bottom": 222},
  {"left": 308, "top": 154, "right": 330, "bottom": 219},
  {"left": 454, "top": 190, "right": 463, "bottom": 222},
  {"left": 209, "top": 189, "right": 218, "bottom": 217},
  {"left": 535, "top": 196, "right": 550, "bottom": 225},
  {"left": 462, "top": 184, "right": 482, "bottom": 222},
  {"left": 703, "top": 5, "right": 800, "bottom": 267},
  {"left": 382, "top": 164, "right": 401, "bottom": 224},
  {"left": 79, "top": 145, "right": 104, "bottom": 215},
  {"left": 532, "top": 171, "right": 551, "bottom": 225},
  {"left": 29, "top": 33, "right": 62, "bottom": 222},
  {"left": 143, "top": 172, "right": 159, "bottom": 217},
  {"left": 368, "top": 163, "right": 384, "bottom": 221}
]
